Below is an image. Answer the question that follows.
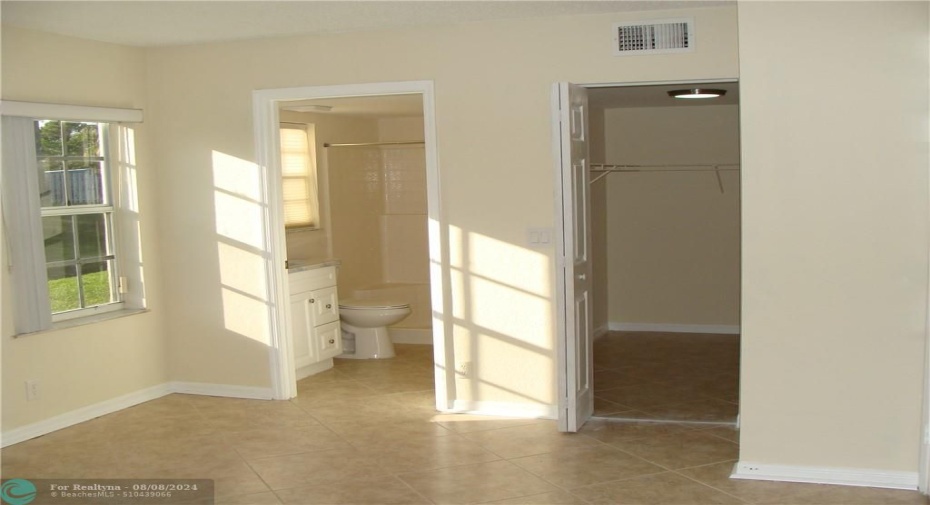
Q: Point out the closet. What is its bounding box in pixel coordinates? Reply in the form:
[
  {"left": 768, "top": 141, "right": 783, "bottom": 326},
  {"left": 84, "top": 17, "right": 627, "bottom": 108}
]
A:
[{"left": 587, "top": 83, "right": 741, "bottom": 424}]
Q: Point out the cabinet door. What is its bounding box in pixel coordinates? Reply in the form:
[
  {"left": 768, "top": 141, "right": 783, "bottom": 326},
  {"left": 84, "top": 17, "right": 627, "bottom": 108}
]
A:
[
  {"left": 310, "top": 286, "right": 340, "bottom": 325},
  {"left": 290, "top": 296, "right": 316, "bottom": 368},
  {"left": 316, "top": 321, "right": 343, "bottom": 360}
]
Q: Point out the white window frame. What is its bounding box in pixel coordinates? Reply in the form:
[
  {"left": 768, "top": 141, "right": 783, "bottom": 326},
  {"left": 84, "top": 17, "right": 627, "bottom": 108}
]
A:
[
  {"left": 279, "top": 122, "right": 320, "bottom": 231},
  {"left": 1, "top": 101, "right": 144, "bottom": 334},
  {"left": 37, "top": 120, "right": 124, "bottom": 321}
]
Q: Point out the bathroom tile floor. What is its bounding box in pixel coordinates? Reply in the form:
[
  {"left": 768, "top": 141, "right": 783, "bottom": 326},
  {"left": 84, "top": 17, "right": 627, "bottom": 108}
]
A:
[
  {"left": 2, "top": 343, "right": 926, "bottom": 504},
  {"left": 593, "top": 331, "right": 740, "bottom": 424}
]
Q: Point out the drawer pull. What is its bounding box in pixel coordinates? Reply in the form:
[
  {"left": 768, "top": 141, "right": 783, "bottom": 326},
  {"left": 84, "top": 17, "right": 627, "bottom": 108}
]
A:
[
  {"left": 329, "top": 339, "right": 335, "bottom": 344},
  {"left": 325, "top": 303, "right": 332, "bottom": 309},
  {"left": 309, "top": 298, "right": 315, "bottom": 304}
]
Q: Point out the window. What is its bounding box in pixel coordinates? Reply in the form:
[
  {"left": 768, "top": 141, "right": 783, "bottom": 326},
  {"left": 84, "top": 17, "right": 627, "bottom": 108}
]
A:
[
  {"left": 36, "top": 120, "right": 121, "bottom": 318},
  {"left": 2, "top": 106, "right": 142, "bottom": 334},
  {"left": 279, "top": 124, "right": 320, "bottom": 229}
]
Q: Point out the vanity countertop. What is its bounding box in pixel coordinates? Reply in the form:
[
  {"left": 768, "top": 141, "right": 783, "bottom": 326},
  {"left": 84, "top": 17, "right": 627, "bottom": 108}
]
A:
[{"left": 287, "top": 258, "right": 341, "bottom": 273}]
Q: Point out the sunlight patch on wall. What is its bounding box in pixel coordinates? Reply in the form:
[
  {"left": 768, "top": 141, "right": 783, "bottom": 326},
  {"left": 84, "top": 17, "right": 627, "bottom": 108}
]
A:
[
  {"left": 468, "top": 233, "right": 550, "bottom": 297},
  {"left": 211, "top": 150, "right": 273, "bottom": 345},
  {"left": 220, "top": 287, "right": 271, "bottom": 345},
  {"left": 217, "top": 241, "right": 267, "bottom": 299},
  {"left": 212, "top": 150, "right": 263, "bottom": 201},
  {"left": 212, "top": 151, "right": 265, "bottom": 249},
  {"left": 116, "top": 126, "right": 139, "bottom": 213},
  {"left": 115, "top": 125, "right": 145, "bottom": 308},
  {"left": 470, "top": 276, "right": 551, "bottom": 347}
]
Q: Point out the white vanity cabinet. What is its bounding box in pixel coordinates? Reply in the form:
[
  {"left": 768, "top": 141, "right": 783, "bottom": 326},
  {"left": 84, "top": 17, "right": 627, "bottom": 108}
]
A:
[{"left": 289, "top": 265, "right": 342, "bottom": 373}]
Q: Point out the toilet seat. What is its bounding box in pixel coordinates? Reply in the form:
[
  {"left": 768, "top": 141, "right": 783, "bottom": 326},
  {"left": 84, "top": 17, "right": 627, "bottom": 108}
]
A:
[{"left": 339, "top": 298, "right": 409, "bottom": 310}]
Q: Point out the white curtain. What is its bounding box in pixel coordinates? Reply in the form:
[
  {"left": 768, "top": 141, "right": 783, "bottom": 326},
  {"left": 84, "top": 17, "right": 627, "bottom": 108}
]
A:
[{"left": 2, "top": 116, "right": 51, "bottom": 333}]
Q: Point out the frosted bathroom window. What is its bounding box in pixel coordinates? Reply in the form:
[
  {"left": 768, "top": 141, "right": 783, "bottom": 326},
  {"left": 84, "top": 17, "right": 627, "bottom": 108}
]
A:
[{"left": 279, "top": 124, "right": 320, "bottom": 229}]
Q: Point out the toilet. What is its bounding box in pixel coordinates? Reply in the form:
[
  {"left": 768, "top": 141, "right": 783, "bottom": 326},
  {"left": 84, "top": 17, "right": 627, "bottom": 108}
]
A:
[{"left": 338, "top": 298, "right": 411, "bottom": 359}]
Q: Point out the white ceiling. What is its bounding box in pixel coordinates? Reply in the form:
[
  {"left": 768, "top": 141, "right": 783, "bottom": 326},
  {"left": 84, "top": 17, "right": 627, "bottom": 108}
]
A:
[{"left": 1, "top": 1, "right": 732, "bottom": 48}]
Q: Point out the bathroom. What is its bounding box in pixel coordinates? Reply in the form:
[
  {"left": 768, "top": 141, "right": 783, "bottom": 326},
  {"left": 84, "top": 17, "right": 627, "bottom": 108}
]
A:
[{"left": 278, "top": 94, "right": 433, "bottom": 382}]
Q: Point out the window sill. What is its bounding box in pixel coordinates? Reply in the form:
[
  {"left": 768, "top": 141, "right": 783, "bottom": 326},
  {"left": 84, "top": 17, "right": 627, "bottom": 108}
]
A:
[
  {"left": 285, "top": 226, "right": 320, "bottom": 233},
  {"left": 15, "top": 308, "right": 150, "bottom": 338}
]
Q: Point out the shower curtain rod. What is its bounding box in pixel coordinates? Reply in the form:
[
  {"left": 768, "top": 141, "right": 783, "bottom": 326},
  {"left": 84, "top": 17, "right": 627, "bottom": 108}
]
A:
[{"left": 323, "top": 141, "right": 425, "bottom": 147}]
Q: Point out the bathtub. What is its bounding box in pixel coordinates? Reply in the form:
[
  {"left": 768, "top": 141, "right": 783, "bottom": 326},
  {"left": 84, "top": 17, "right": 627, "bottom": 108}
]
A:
[{"left": 351, "top": 282, "right": 433, "bottom": 344}]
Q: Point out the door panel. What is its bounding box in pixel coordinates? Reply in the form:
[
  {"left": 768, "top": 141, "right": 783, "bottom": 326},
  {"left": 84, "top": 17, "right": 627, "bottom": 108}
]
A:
[
  {"left": 290, "top": 296, "right": 315, "bottom": 368},
  {"left": 555, "top": 82, "right": 594, "bottom": 432}
]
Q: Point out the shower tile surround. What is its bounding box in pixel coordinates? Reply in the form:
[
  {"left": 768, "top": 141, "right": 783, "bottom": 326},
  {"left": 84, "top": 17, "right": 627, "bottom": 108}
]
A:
[{"left": 4, "top": 343, "right": 924, "bottom": 504}]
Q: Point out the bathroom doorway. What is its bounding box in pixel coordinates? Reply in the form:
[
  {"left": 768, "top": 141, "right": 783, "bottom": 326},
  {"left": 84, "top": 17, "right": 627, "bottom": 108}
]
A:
[
  {"left": 253, "top": 81, "right": 452, "bottom": 409},
  {"left": 555, "top": 80, "right": 741, "bottom": 430}
]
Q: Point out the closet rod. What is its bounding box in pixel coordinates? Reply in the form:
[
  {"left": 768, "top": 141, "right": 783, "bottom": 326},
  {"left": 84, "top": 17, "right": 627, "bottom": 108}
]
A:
[
  {"left": 591, "top": 163, "right": 740, "bottom": 171},
  {"left": 323, "top": 141, "right": 425, "bottom": 148},
  {"left": 589, "top": 163, "right": 740, "bottom": 191}
]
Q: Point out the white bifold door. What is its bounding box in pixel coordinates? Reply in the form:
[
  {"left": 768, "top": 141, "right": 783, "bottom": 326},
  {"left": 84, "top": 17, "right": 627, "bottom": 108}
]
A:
[{"left": 553, "top": 82, "right": 594, "bottom": 432}]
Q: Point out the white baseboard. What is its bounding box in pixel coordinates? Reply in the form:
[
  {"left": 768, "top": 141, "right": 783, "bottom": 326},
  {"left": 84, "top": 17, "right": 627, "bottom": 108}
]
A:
[
  {"left": 168, "top": 381, "right": 274, "bottom": 400},
  {"left": 731, "top": 461, "right": 918, "bottom": 490},
  {"left": 2, "top": 381, "right": 275, "bottom": 447},
  {"left": 1, "top": 383, "right": 171, "bottom": 447},
  {"left": 390, "top": 327, "right": 433, "bottom": 345},
  {"left": 296, "top": 359, "right": 334, "bottom": 380},
  {"left": 609, "top": 322, "right": 740, "bottom": 335},
  {"left": 593, "top": 324, "right": 609, "bottom": 340},
  {"left": 450, "top": 399, "right": 557, "bottom": 420}
]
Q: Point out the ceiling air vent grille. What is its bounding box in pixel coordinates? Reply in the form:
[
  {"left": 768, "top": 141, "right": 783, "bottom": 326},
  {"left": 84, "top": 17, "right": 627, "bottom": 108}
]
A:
[{"left": 613, "top": 18, "right": 694, "bottom": 56}]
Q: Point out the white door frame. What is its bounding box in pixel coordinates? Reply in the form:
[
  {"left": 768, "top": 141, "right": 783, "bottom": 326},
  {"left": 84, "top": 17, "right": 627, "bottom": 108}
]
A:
[
  {"left": 553, "top": 77, "right": 739, "bottom": 430},
  {"left": 252, "top": 80, "right": 452, "bottom": 408}
]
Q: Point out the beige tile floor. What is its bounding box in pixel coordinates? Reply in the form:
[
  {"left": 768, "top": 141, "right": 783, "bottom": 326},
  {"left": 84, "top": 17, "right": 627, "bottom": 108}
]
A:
[
  {"left": 1, "top": 343, "right": 926, "bottom": 504},
  {"left": 594, "top": 332, "right": 740, "bottom": 424}
]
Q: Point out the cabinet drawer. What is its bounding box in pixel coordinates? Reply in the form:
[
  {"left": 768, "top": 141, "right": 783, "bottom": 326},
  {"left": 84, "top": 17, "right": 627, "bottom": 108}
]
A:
[
  {"left": 310, "top": 286, "right": 340, "bottom": 325},
  {"left": 289, "top": 266, "right": 336, "bottom": 294},
  {"left": 316, "top": 321, "right": 342, "bottom": 359}
]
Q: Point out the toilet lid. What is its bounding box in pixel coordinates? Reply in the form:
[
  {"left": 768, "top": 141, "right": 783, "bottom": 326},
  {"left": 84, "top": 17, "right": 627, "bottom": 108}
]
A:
[{"left": 339, "top": 298, "right": 409, "bottom": 310}]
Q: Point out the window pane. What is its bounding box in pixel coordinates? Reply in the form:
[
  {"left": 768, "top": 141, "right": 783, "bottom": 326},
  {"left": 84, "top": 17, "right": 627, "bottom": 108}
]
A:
[
  {"left": 76, "top": 213, "right": 109, "bottom": 259},
  {"left": 43, "top": 216, "right": 75, "bottom": 262},
  {"left": 280, "top": 128, "right": 310, "bottom": 176},
  {"left": 66, "top": 161, "right": 105, "bottom": 205},
  {"left": 48, "top": 264, "right": 80, "bottom": 313},
  {"left": 64, "top": 122, "right": 101, "bottom": 157},
  {"left": 38, "top": 159, "right": 67, "bottom": 207},
  {"left": 35, "top": 120, "right": 62, "bottom": 156},
  {"left": 82, "top": 261, "right": 113, "bottom": 307}
]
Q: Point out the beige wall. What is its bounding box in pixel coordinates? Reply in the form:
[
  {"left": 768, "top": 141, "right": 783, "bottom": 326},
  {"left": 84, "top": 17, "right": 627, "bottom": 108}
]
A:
[
  {"left": 738, "top": 1, "right": 928, "bottom": 473},
  {"left": 602, "top": 105, "right": 740, "bottom": 327},
  {"left": 146, "top": 6, "right": 739, "bottom": 406},
  {"left": 1, "top": 26, "right": 168, "bottom": 429}
]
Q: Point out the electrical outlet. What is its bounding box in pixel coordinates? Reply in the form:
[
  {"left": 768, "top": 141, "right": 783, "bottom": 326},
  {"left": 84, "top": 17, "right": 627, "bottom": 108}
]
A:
[
  {"left": 455, "top": 361, "right": 471, "bottom": 378},
  {"left": 25, "top": 380, "right": 39, "bottom": 401},
  {"left": 526, "top": 227, "right": 554, "bottom": 248}
]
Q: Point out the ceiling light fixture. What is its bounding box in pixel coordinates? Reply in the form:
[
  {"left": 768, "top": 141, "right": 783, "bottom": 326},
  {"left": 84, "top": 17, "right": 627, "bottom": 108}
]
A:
[{"left": 667, "top": 88, "right": 727, "bottom": 99}]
